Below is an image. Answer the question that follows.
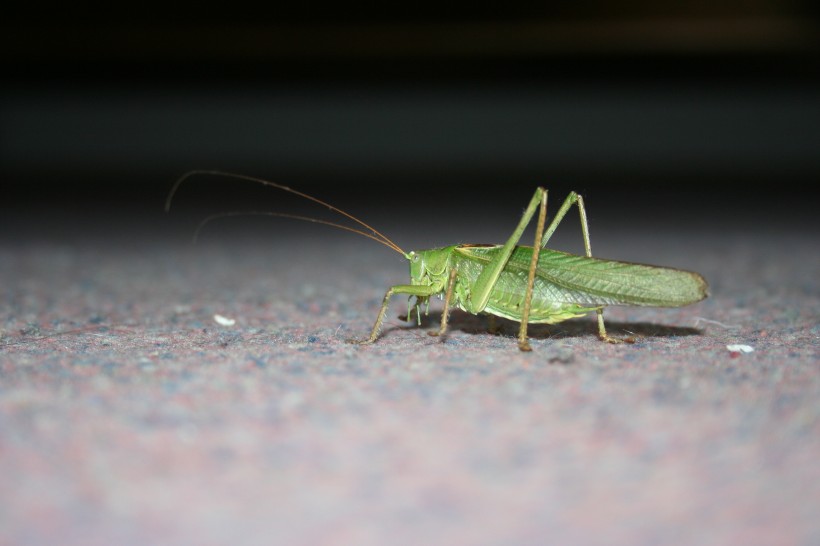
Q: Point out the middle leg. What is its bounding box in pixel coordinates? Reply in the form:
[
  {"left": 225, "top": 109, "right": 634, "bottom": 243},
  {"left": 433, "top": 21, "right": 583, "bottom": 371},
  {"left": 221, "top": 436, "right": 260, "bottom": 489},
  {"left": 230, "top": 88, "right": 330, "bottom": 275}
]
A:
[{"left": 429, "top": 267, "right": 458, "bottom": 338}]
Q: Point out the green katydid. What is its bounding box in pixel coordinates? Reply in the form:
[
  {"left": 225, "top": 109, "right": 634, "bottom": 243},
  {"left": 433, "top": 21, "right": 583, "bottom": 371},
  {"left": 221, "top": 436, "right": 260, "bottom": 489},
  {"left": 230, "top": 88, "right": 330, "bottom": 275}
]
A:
[{"left": 167, "top": 171, "right": 708, "bottom": 351}]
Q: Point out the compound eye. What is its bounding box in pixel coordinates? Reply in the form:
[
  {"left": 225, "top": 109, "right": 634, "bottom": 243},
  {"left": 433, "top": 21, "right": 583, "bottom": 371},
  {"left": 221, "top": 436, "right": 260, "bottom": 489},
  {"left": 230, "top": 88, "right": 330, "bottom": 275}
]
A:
[{"left": 410, "top": 252, "right": 420, "bottom": 263}]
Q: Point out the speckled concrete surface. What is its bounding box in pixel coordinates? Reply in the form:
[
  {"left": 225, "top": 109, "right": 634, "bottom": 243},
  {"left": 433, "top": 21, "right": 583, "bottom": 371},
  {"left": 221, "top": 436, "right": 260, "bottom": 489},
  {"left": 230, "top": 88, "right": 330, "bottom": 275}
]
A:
[{"left": 1, "top": 212, "right": 818, "bottom": 545}]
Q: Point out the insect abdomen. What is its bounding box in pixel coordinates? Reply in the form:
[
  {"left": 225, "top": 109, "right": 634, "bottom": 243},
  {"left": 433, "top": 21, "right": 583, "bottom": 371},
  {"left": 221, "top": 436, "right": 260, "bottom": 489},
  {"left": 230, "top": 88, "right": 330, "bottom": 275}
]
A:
[{"left": 451, "top": 250, "right": 598, "bottom": 324}]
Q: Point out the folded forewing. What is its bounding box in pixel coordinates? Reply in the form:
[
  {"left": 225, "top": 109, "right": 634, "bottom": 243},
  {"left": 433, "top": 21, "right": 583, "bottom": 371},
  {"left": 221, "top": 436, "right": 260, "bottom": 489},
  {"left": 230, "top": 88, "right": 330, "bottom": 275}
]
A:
[{"left": 456, "top": 245, "right": 707, "bottom": 307}]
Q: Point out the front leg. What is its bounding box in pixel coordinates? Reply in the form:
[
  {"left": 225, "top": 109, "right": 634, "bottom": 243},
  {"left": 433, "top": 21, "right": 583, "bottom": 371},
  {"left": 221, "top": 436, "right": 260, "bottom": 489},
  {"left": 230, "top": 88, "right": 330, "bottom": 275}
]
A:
[{"left": 353, "top": 284, "right": 439, "bottom": 345}]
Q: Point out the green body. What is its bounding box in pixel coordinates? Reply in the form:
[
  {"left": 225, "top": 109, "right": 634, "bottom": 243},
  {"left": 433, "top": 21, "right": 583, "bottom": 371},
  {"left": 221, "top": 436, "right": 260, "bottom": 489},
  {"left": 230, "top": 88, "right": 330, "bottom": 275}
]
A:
[
  {"left": 408, "top": 244, "right": 707, "bottom": 325},
  {"left": 362, "top": 187, "right": 708, "bottom": 349}
]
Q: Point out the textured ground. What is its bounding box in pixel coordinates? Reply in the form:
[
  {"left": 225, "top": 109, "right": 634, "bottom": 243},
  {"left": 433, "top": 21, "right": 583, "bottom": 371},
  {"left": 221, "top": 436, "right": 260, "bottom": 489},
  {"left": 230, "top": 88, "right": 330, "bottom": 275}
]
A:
[{"left": 1, "top": 209, "right": 818, "bottom": 545}]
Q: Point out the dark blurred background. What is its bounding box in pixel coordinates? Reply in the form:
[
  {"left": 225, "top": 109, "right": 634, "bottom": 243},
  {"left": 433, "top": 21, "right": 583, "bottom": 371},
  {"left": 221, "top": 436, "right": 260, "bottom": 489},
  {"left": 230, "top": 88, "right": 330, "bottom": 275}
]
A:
[{"left": 2, "top": 3, "right": 819, "bottom": 240}]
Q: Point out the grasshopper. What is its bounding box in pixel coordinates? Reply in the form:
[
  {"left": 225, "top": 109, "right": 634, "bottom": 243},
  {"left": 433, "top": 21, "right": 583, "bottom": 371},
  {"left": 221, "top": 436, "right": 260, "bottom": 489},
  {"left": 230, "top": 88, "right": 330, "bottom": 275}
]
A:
[{"left": 168, "top": 172, "right": 708, "bottom": 351}]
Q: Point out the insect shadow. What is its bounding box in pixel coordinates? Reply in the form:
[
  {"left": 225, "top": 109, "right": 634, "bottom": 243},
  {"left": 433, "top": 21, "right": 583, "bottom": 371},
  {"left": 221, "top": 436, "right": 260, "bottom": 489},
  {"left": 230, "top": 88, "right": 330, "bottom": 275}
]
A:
[{"left": 397, "top": 311, "right": 702, "bottom": 340}]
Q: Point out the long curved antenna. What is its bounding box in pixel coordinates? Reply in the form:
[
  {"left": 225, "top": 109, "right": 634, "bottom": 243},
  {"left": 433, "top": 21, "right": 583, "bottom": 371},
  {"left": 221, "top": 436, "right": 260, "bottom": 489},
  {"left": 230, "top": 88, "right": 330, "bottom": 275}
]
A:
[
  {"left": 193, "top": 211, "right": 405, "bottom": 255},
  {"left": 166, "top": 170, "right": 405, "bottom": 255}
]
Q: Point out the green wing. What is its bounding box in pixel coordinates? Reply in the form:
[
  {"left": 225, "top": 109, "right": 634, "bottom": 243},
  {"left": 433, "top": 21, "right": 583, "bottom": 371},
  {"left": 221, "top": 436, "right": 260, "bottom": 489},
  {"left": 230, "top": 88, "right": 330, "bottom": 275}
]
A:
[
  {"left": 533, "top": 248, "right": 708, "bottom": 306},
  {"left": 456, "top": 245, "right": 708, "bottom": 307}
]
